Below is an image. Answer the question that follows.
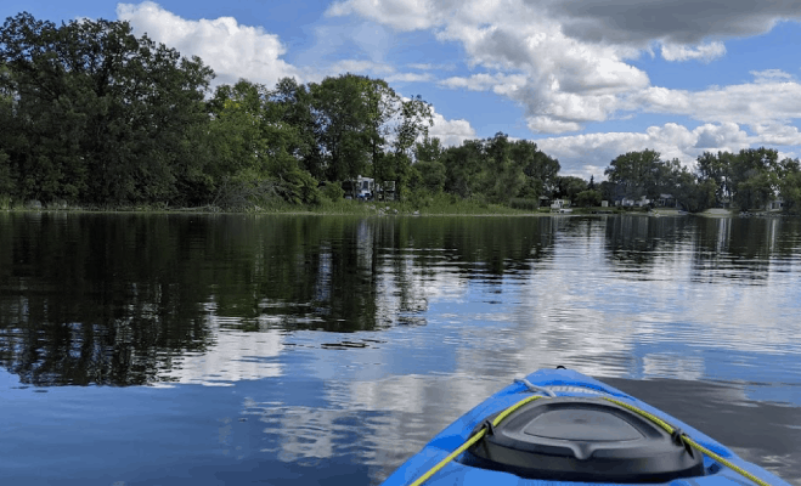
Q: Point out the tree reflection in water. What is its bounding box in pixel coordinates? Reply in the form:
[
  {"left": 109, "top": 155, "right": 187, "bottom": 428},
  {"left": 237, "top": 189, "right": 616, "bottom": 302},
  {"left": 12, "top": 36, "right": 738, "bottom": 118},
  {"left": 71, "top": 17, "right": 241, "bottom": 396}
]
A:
[{"left": 0, "top": 213, "right": 551, "bottom": 386}]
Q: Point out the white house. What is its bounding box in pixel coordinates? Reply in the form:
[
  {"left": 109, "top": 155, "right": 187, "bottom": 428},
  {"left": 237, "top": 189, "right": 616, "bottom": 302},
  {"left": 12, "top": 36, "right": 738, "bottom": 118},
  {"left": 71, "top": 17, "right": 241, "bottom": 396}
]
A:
[
  {"left": 766, "top": 198, "right": 785, "bottom": 211},
  {"left": 616, "top": 195, "right": 650, "bottom": 207},
  {"left": 355, "top": 175, "right": 375, "bottom": 200}
]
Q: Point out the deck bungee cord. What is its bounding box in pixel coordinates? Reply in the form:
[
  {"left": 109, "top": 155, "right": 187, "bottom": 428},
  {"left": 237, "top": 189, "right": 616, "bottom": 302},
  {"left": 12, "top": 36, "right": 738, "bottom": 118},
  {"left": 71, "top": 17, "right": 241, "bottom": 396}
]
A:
[
  {"left": 407, "top": 394, "right": 545, "bottom": 486},
  {"left": 602, "top": 397, "right": 772, "bottom": 486},
  {"left": 405, "top": 381, "right": 774, "bottom": 486}
]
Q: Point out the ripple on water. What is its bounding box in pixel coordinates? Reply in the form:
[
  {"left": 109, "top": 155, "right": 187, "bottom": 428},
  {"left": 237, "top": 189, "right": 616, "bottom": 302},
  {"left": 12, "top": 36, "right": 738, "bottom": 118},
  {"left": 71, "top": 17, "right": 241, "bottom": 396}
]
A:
[{"left": 1, "top": 214, "right": 801, "bottom": 485}]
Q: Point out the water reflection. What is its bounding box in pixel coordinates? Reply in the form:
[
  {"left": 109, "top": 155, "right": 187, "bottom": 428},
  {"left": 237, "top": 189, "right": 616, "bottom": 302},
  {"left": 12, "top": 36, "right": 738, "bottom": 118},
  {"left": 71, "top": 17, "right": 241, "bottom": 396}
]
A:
[
  {"left": 604, "top": 215, "right": 692, "bottom": 273},
  {"left": 0, "top": 214, "right": 554, "bottom": 386},
  {"left": 1, "top": 212, "right": 801, "bottom": 485}
]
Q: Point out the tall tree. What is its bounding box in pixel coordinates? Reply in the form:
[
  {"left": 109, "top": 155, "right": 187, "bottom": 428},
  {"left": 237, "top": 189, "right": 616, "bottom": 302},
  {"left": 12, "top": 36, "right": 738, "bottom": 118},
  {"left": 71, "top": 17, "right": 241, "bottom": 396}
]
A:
[
  {"left": 270, "top": 77, "right": 325, "bottom": 180},
  {"left": 207, "top": 79, "right": 321, "bottom": 206},
  {"left": 518, "top": 143, "right": 560, "bottom": 199},
  {"left": 0, "top": 12, "right": 214, "bottom": 204},
  {"left": 310, "top": 74, "right": 389, "bottom": 185},
  {"left": 442, "top": 139, "right": 483, "bottom": 198},
  {"left": 478, "top": 133, "right": 527, "bottom": 203},
  {"left": 0, "top": 65, "right": 13, "bottom": 198},
  {"left": 554, "top": 176, "right": 588, "bottom": 202},
  {"left": 696, "top": 151, "right": 735, "bottom": 205},
  {"left": 777, "top": 157, "right": 801, "bottom": 213},
  {"left": 604, "top": 149, "right": 661, "bottom": 200},
  {"left": 381, "top": 94, "right": 434, "bottom": 200},
  {"left": 730, "top": 148, "right": 779, "bottom": 210},
  {"left": 207, "top": 80, "right": 270, "bottom": 183},
  {"left": 410, "top": 136, "right": 446, "bottom": 194}
]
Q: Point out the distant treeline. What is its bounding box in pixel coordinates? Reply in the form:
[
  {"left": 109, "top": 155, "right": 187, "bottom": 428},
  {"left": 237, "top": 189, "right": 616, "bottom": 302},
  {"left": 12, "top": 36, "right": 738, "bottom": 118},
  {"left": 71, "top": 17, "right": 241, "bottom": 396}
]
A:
[
  {"left": 601, "top": 148, "right": 801, "bottom": 213},
  {"left": 1, "top": 12, "right": 800, "bottom": 213}
]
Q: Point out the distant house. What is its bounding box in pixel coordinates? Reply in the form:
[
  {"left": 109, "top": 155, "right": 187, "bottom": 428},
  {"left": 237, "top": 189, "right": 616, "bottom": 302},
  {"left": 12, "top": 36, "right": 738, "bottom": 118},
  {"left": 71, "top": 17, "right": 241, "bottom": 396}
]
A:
[
  {"left": 765, "top": 198, "right": 785, "bottom": 211},
  {"left": 381, "top": 180, "right": 396, "bottom": 201},
  {"left": 616, "top": 195, "right": 650, "bottom": 208},
  {"left": 657, "top": 194, "right": 677, "bottom": 208},
  {"left": 341, "top": 175, "right": 377, "bottom": 200},
  {"left": 550, "top": 199, "right": 573, "bottom": 213},
  {"left": 356, "top": 175, "right": 374, "bottom": 200}
]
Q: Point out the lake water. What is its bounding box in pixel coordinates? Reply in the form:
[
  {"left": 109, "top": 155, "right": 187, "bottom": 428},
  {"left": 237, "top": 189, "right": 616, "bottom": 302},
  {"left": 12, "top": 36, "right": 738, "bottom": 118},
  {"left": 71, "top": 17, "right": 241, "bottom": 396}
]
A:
[{"left": 1, "top": 212, "right": 799, "bottom": 486}]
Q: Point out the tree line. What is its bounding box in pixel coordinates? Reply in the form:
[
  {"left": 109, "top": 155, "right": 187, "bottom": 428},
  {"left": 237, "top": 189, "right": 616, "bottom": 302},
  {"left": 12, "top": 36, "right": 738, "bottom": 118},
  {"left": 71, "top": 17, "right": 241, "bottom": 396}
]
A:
[
  {"left": 1, "top": 12, "right": 800, "bottom": 213},
  {"left": 0, "top": 13, "right": 436, "bottom": 208},
  {"left": 602, "top": 148, "right": 801, "bottom": 213}
]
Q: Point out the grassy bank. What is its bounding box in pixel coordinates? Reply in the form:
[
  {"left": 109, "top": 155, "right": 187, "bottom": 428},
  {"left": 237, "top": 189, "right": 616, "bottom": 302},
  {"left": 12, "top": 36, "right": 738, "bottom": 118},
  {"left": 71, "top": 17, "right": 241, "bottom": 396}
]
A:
[
  {"left": 0, "top": 194, "right": 672, "bottom": 217},
  {"left": 0, "top": 200, "right": 534, "bottom": 216}
]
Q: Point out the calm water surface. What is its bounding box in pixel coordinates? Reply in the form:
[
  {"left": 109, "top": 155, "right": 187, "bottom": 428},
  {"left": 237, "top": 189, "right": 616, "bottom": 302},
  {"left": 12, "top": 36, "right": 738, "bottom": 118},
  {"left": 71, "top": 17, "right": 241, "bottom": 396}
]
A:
[{"left": 1, "top": 213, "right": 800, "bottom": 486}]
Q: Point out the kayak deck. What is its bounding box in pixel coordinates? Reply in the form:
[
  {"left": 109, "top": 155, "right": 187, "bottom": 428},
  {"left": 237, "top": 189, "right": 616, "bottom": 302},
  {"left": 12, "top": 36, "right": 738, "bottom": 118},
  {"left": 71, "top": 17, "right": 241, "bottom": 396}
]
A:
[{"left": 380, "top": 368, "right": 791, "bottom": 486}]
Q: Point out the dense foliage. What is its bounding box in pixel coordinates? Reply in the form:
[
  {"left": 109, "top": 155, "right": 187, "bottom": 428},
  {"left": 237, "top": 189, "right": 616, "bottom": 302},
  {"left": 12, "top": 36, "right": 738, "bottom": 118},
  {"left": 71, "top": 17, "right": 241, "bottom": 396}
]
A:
[
  {"left": 604, "top": 148, "right": 801, "bottom": 212},
  {"left": 2, "top": 12, "right": 801, "bottom": 213}
]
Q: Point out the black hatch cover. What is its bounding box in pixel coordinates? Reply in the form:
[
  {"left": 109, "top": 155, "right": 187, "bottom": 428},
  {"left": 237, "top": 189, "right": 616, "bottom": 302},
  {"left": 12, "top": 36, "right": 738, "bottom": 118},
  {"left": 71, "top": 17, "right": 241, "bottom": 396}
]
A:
[{"left": 464, "top": 397, "right": 705, "bottom": 483}]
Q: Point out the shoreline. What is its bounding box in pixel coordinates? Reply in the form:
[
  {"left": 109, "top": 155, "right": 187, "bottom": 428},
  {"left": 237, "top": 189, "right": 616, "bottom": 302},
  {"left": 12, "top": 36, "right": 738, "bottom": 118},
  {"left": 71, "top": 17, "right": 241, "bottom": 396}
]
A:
[
  {"left": 2, "top": 206, "right": 793, "bottom": 218},
  {"left": 0, "top": 207, "right": 643, "bottom": 217}
]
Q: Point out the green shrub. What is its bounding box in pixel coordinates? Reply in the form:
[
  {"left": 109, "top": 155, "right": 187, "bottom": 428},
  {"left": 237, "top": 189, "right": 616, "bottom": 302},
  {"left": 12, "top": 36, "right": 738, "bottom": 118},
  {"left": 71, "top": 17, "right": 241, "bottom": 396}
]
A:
[
  {"left": 509, "top": 198, "right": 540, "bottom": 210},
  {"left": 408, "top": 188, "right": 434, "bottom": 209},
  {"left": 469, "top": 193, "right": 489, "bottom": 209},
  {"left": 575, "top": 189, "right": 602, "bottom": 207},
  {"left": 321, "top": 182, "right": 345, "bottom": 202}
]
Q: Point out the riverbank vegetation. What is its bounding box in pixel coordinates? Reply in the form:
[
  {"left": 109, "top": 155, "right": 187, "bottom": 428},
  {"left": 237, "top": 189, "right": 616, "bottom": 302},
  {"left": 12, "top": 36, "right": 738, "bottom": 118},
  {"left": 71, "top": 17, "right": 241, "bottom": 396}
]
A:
[{"left": 2, "top": 12, "right": 801, "bottom": 215}]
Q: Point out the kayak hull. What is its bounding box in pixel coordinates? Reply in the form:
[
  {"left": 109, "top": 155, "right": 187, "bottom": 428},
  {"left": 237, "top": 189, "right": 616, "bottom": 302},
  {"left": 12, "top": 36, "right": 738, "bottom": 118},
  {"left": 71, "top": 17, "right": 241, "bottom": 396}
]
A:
[{"left": 380, "top": 368, "right": 791, "bottom": 486}]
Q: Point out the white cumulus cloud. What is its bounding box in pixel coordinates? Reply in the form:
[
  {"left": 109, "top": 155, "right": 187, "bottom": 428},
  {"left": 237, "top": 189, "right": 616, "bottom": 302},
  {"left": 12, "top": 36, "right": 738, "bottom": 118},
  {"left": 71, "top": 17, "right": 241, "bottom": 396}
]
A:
[
  {"left": 536, "top": 122, "right": 754, "bottom": 177},
  {"left": 326, "top": 0, "right": 444, "bottom": 31},
  {"left": 327, "top": 0, "right": 801, "bottom": 137},
  {"left": 439, "top": 73, "right": 527, "bottom": 95},
  {"left": 428, "top": 109, "right": 477, "bottom": 148},
  {"left": 632, "top": 79, "right": 801, "bottom": 126},
  {"left": 117, "top": 1, "right": 301, "bottom": 87},
  {"left": 750, "top": 68, "right": 794, "bottom": 84},
  {"left": 328, "top": 0, "right": 651, "bottom": 132},
  {"left": 661, "top": 41, "right": 726, "bottom": 62},
  {"left": 750, "top": 123, "right": 801, "bottom": 146},
  {"left": 527, "top": 116, "right": 582, "bottom": 134}
]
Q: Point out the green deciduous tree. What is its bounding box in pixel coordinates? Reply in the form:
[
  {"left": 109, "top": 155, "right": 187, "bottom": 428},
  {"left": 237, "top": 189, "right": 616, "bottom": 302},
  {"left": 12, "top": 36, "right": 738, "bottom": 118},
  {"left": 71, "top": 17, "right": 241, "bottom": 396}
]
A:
[
  {"left": 479, "top": 133, "right": 527, "bottom": 203},
  {"left": 729, "top": 147, "right": 779, "bottom": 210},
  {"left": 514, "top": 140, "right": 559, "bottom": 200},
  {"left": 441, "top": 139, "right": 483, "bottom": 198},
  {"left": 0, "top": 149, "right": 12, "bottom": 197},
  {"left": 207, "top": 79, "right": 321, "bottom": 206},
  {"left": 735, "top": 172, "right": 775, "bottom": 210},
  {"left": 0, "top": 12, "right": 214, "bottom": 205},
  {"left": 575, "top": 189, "right": 601, "bottom": 207},
  {"left": 383, "top": 94, "right": 434, "bottom": 200},
  {"left": 777, "top": 158, "right": 801, "bottom": 213},
  {"left": 270, "top": 77, "right": 324, "bottom": 180},
  {"left": 554, "top": 176, "right": 588, "bottom": 203},
  {"left": 310, "top": 74, "right": 388, "bottom": 185},
  {"left": 696, "top": 151, "right": 735, "bottom": 205},
  {"left": 207, "top": 80, "right": 270, "bottom": 182},
  {"left": 604, "top": 149, "right": 661, "bottom": 200},
  {"left": 410, "top": 136, "right": 446, "bottom": 194},
  {"left": 598, "top": 180, "right": 616, "bottom": 203}
]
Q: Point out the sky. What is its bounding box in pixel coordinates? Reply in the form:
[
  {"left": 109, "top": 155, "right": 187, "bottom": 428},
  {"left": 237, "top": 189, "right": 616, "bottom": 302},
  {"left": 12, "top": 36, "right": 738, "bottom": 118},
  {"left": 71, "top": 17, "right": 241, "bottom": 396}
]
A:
[{"left": 4, "top": 1, "right": 801, "bottom": 180}]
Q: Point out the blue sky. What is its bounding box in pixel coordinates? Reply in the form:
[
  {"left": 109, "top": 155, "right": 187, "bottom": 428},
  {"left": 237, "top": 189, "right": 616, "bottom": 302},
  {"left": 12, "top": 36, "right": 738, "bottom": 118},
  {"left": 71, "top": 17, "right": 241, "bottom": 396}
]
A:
[{"left": 4, "top": 1, "right": 801, "bottom": 180}]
